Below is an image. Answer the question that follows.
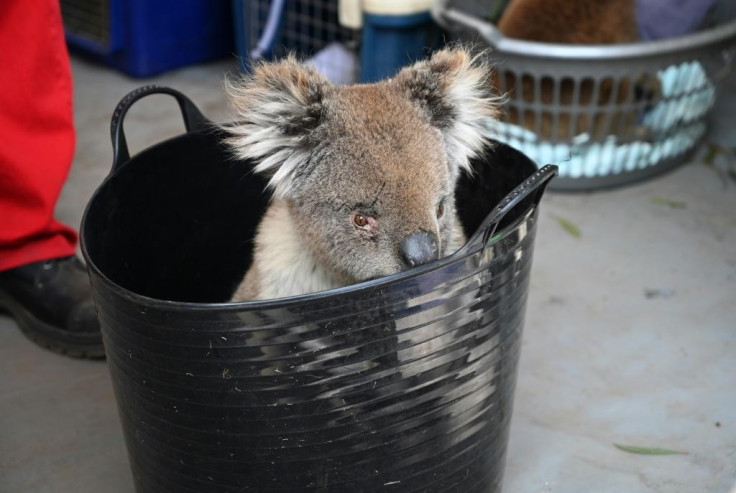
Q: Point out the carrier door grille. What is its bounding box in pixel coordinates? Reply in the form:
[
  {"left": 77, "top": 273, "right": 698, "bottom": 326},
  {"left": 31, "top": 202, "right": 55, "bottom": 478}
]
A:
[{"left": 60, "top": 0, "right": 110, "bottom": 47}]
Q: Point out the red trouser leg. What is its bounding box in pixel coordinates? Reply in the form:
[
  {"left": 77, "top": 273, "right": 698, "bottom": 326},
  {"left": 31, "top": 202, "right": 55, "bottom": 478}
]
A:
[{"left": 0, "top": 0, "right": 78, "bottom": 272}]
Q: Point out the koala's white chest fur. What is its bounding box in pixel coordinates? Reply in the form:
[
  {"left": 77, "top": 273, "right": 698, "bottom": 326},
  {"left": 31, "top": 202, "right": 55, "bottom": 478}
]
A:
[
  {"left": 230, "top": 200, "right": 346, "bottom": 301},
  {"left": 230, "top": 199, "right": 468, "bottom": 302}
]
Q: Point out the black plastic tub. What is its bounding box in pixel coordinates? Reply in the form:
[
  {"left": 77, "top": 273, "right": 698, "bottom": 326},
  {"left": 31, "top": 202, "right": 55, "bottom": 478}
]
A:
[{"left": 81, "top": 86, "right": 557, "bottom": 493}]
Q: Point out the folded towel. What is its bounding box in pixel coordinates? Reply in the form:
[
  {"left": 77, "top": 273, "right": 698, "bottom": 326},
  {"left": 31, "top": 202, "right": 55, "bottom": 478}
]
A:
[{"left": 493, "top": 61, "right": 715, "bottom": 178}]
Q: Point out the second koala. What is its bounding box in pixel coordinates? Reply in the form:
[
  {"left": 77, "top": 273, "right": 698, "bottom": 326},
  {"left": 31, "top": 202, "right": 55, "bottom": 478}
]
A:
[{"left": 226, "top": 48, "right": 500, "bottom": 301}]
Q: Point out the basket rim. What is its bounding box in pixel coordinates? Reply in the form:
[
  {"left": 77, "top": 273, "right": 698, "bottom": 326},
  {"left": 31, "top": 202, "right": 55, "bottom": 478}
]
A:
[{"left": 435, "top": 5, "right": 736, "bottom": 61}]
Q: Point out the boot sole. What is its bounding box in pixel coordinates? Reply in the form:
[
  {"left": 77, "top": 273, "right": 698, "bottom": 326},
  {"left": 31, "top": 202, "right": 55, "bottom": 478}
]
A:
[{"left": 0, "top": 291, "right": 105, "bottom": 359}]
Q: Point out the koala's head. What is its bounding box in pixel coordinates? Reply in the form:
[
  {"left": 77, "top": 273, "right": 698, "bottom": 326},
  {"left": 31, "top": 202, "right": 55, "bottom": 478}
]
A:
[{"left": 225, "top": 48, "right": 499, "bottom": 283}]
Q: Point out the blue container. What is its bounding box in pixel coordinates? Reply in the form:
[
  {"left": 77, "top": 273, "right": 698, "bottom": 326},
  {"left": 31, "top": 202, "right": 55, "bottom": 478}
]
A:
[
  {"left": 63, "top": 0, "right": 233, "bottom": 78},
  {"left": 360, "top": 11, "right": 441, "bottom": 83}
]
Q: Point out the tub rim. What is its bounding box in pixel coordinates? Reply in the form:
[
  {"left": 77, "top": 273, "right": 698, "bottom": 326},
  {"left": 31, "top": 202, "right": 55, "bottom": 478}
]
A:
[{"left": 81, "top": 205, "right": 536, "bottom": 313}]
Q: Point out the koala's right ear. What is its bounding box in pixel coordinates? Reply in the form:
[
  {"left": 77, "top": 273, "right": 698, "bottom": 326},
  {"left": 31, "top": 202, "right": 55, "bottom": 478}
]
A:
[{"left": 224, "top": 56, "right": 331, "bottom": 198}]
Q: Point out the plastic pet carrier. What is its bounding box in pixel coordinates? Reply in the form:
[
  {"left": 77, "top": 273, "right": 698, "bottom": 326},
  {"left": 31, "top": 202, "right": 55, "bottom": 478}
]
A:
[
  {"left": 433, "top": 0, "right": 736, "bottom": 190},
  {"left": 61, "top": 0, "right": 233, "bottom": 77},
  {"left": 81, "top": 86, "right": 557, "bottom": 492}
]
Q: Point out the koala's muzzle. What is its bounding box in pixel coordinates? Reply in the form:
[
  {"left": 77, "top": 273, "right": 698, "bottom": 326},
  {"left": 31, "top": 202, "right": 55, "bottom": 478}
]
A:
[{"left": 400, "top": 231, "right": 439, "bottom": 268}]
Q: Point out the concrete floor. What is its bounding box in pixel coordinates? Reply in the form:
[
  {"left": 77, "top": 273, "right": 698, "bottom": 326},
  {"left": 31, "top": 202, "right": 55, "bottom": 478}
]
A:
[{"left": 1, "top": 55, "right": 734, "bottom": 493}]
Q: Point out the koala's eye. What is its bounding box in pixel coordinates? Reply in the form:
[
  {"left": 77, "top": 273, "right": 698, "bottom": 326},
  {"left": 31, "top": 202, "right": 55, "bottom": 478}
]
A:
[
  {"left": 437, "top": 201, "right": 445, "bottom": 219},
  {"left": 354, "top": 214, "right": 369, "bottom": 228}
]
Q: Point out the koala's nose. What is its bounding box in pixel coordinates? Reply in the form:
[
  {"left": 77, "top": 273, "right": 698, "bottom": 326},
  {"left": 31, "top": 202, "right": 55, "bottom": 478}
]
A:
[{"left": 400, "top": 231, "right": 439, "bottom": 268}]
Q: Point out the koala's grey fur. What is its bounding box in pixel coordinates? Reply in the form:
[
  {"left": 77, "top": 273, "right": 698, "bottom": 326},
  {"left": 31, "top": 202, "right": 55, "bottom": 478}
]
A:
[{"left": 225, "top": 48, "right": 500, "bottom": 302}]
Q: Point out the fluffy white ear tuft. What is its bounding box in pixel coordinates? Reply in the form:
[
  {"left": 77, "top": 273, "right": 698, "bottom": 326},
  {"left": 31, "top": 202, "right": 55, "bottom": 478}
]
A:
[
  {"left": 223, "top": 56, "right": 331, "bottom": 198},
  {"left": 394, "top": 47, "right": 502, "bottom": 174}
]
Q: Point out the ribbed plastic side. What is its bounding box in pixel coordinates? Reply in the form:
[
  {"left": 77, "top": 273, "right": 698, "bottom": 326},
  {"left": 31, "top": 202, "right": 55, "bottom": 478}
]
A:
[
  {"left": 90, "top": 214, "right": 537, "bottom": 493},
  {"left": 492, "top": 57, "right": 720, "bottom": 190}
]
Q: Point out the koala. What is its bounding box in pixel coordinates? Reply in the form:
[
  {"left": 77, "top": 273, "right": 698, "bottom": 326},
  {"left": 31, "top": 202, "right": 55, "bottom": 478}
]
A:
[
  {"left": 497, "top": 0, "right": 639, "bottom": 45},
  {"left": 225, "top": 48, "right": 500, "bottom": 302}
]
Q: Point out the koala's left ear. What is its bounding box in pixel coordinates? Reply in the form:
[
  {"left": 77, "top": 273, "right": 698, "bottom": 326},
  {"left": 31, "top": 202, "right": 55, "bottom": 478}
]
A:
[
  {"left": 224, "top": 55, "right": 331, "bottom": 198},
  {"left": 393, "top": 48, "right": 501, "bottom": 173}
]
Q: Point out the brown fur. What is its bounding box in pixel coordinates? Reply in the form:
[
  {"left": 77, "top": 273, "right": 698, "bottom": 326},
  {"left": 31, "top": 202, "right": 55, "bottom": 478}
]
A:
[
  {"left": 494, "top": 0, "right": 653, "bottom": 140},
  {"left": 498, "top": 0, "right": 638, "bottom": 44}
]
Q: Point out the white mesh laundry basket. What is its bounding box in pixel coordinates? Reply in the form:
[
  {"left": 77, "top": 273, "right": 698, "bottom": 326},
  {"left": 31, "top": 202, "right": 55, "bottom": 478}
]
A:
[{"left": 433, "top": 1, "right": 736, "bottom": 190}]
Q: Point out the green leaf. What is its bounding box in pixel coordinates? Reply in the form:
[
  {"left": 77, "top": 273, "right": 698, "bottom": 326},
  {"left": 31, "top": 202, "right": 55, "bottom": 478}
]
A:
[
  {"left": 614, "top": 443, "right": 688, "bottom": 455},
  {"left": 650, "top": 197, "right": 686, "bottom": 209},
  {"left": 557, "top": 218, "right": 581, "bottom": 238},
  {"left": 703, "top": 143, "right": 721, "bottom": 165}
]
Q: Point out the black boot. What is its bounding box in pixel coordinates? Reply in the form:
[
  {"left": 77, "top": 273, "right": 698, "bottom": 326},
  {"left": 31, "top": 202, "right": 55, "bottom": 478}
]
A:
[{"left": 0, "top": 256, "right": 104, "bottom": 359}]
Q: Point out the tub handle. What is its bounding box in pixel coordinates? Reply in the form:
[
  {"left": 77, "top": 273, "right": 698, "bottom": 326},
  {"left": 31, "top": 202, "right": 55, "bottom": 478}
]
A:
[
  {"left": 110, "top": 85, "right": 210, "bottom": 172},
  {"left": 468, "top": 164, "right": 558, "bottom": 254}
]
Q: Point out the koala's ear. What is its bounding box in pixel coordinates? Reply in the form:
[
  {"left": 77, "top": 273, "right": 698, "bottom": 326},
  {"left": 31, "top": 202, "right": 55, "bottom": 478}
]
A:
[
  {"left": 224, "top": 55, "right": 330, "bottom": 198},
  {"left": 393, "top": 48, "right": 500, "bottom": 173}
]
